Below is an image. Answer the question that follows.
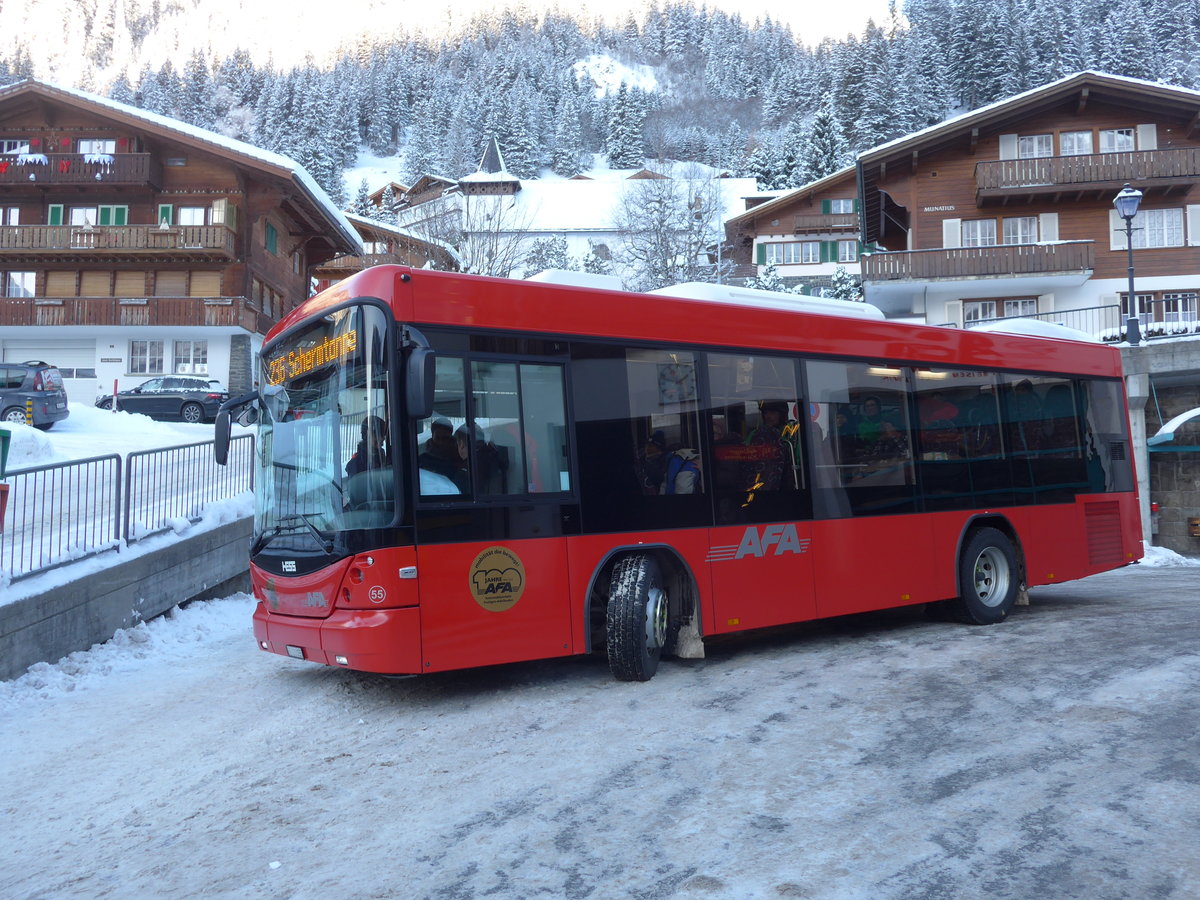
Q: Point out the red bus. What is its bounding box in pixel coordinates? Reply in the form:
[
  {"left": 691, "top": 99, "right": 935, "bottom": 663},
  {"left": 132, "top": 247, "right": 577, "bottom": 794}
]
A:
[{"left": 215, "top": 265, "right": 1141, "bottom": 682}]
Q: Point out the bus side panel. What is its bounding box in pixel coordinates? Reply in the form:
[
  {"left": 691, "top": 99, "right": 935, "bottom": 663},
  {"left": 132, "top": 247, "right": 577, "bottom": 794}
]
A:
[
  {"left": 706, "top": 522, "right": 816, "bottom": 634},
  {"left": 417, "top": 537, "right": 573, "bottom": 673},
  {"left": 810, "top": 514, "right": 940, "bottom": 618},
  {"left": 1007, "top": 494, "right": 1141, "bottom": 589}
]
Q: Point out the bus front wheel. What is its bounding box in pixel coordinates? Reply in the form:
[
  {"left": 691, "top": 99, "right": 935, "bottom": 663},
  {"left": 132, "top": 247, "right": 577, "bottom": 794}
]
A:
[
  {"left": 606, "top": 554, "right": 675, "bottom": 682},
  {"left": 948, "top": 527, "right": 1019, "bottom": 625}
]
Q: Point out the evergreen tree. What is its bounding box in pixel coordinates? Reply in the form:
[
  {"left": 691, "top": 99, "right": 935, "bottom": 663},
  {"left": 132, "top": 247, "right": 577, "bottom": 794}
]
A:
[
  {"left": 350, "top": 179, "right": 375, "bottom": 217},
  {"left": 181, "top": 50, "right": 215, "bottom": 129},
  {"left": 800, "top": 95, "right": 851, "bottom": 181},
  {"left": 745, "top": 264, "right": 799, "bottom": 294},
  {"left": 524, "top": 235, "right": 574, "bottom": 274},
  {"left": 827, "top": 266, "right": 862, "bottom": 301},
  {"left": 606, "top": 84, "right": 645, "bottom": 170},
  {"left": 550, "top": 94, "right": 585, "bottom": 176}
]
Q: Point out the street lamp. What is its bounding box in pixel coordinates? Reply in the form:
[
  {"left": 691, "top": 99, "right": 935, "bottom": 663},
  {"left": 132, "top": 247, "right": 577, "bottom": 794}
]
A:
[{"left": 1113, "top": 183, "right": 1143, "bottom": 346}]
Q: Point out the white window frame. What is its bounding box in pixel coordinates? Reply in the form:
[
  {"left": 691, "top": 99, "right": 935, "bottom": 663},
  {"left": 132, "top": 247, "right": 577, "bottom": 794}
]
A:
[
  {"left": 962, "top": 219, "right": 997, "bottom": 248},
  {"left": 1002, "top": 216, "right": 1038, "bottom": 245},
  {"left": 765, "top": 243, "right": 785, "bottom": 265},
  {"left": 1162, "top": 292, "right": 1198, "bottom": 323},
  {"left": 1060, "top": 131, "right": 1093, "bottom": 156},
  {"left": 964, "top": 300, "right": 997, "bottom": 323},
  {"left": 130, "top": 340, "right": 165, "bottom": 375},
  {"left": 1132, "top": 208, "right": 1185, "bottom": 249},
  {"left": 2, "top": 139, "right": 30, "bottom": 154},
  {"left": 800, "top": 242, "right": 820, "bottom": 264},
  {"left": 176, "top": 206, "right": 207, "bottom": 226},
  {"left": 837, "top": 240, "right": 858, "bottom": 262},
  {"left": 1003, "top": 299, "right": 1037, "bottom": 318},
  {"left": 3, "top": 271, "right": 36, "bottom": 298},
  {"left": 77, "top": 139, "right": 116, "bottom": 154},
  {"left": 1017, "top": 134, "right": 1053, "bottom": 159},
  {"left": 1099, "top": 128, "right": 1135, "bottom": 153},
  {"left": 2, "top": 207, "right": 18, "bottom": 226},
  {"left": 829, "top": 199, "right": 854, "bottom": 214},
  {"left": 174, "top": 340, "right": 209, "bottom": 375}
]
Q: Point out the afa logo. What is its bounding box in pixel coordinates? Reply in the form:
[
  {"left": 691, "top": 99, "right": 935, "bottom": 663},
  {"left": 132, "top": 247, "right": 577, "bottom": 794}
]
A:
[
  {"left": 468, "top": 546, "right": 527, "bottom": 612},
  {"left": 706, "top": 523, "right": 811, "bottom": 562}
]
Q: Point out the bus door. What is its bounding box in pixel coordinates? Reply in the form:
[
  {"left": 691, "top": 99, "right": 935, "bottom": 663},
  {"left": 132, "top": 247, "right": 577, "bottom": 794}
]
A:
[
  {"left": 704, "top": 354, "right": 816, "bottom": 632},
  {"left": 413, "top": 356, "right": 577, "bottom": 672}
]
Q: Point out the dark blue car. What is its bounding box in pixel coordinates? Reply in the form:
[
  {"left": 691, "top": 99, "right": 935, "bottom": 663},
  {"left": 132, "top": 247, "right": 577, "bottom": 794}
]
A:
[{"left": 97, "top": 375, "right": 229, "bottom": 423}]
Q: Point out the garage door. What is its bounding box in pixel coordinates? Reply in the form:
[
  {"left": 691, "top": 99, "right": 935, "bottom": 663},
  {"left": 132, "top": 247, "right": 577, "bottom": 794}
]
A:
[{"left": 2, "top": 339, "right": 97, "bottom": 406}]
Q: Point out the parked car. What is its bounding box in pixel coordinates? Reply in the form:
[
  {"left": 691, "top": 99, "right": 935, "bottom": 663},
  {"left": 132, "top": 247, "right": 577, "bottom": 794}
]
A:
[
  {"left": 0, "top": 360, "right": 70, "bottom": 430},
  {"left": 96, "top": 376, "right": 230, "bottom": 423}
]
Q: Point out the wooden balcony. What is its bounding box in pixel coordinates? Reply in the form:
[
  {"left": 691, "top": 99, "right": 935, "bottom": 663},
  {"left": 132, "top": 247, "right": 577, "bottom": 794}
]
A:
[
  {"left": 793, "top": 213, "right": 858, "bottom": 234},
  {"left": 317, "top": 252, "right": 409, "bottom": 271},
  {"left": 0, "top": 153, "right": 161, "bottom": 187},
  {"left": 0, "top": 224, "right": 237, "bottom": 259},
  {"left": 0, "top": 296, "right": 273, "bottom": 333},
  {"left": 861, "top": 240, "right": 1094, "bottom": 283},
  {"left": 976, "top": 148, "right": 1200, "bottom": 203}
]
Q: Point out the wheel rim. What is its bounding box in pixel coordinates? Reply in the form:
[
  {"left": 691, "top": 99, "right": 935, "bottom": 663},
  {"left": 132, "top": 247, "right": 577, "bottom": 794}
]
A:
[
  {"left": 645, "top": 586, "right": 668, "bottom": 649},
  {"left": 3, "top": 409, "right": 26, "bottom": 423},
  {"left": 183, "top": 404, "right": 201, "bottom": 422},
  {"left": 972, "top": 547, "right": 1011, "bottom": 608}
]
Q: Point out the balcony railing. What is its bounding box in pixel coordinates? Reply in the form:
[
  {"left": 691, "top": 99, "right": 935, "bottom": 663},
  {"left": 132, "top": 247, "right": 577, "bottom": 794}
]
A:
[
  {"left": 793, "top": 213, "right": 858, "bottom": 234},
  {"left": 976, "top": 148, "right": 1200, "bottom": 196},
  {"left": 0, "top": 153, "right": 161, "bottom": 187},
  {"left": 862, "top": 240, "right": 1094, "bottom": 282},
  {"left": 0, "top": 296, "right": 273, "bottom": 333},
  {"left": 968, "top": 305, "right": 1124, "bottom": 337},
  {"left": 318, "top": 252, "right": 409, "bottom": 271},
  {"left": 0, "top": 224, "right": 237, "bottom": 258}
]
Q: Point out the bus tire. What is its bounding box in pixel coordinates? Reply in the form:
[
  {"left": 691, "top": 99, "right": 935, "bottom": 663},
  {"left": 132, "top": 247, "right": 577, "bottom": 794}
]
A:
[
  {"left": 606, "top": 554, "right": 674, "bottom": 682},
  {"left": 948, "top": 527, "right": 1019, "bottom": 625}
]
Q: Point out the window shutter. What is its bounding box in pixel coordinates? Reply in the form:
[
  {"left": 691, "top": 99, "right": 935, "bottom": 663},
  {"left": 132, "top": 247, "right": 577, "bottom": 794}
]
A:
[
  {"left": 942, "top": 218, "right": 962, "bottom": 248},
  {"left": 48, "top": 204, "right": 63, "bottom": 226},
  {"left": 155, "top": 271, "right": 187, "bottom": 296},
  {"left": 820, "top": 241, "right": 833, "bottom": 263},
  {"left": 80, "top": 271, "right": 112, "bottom": 296},
  {"left": 853, "top": 199, "right": 860, "bottom": 213},
  {"left": 189, "top": 271, "right": 221, "bottom": 297},
  {"left": 756, "top": 242, "right": 766, "bottom": 265},
  {"left": 998, "top": 134, "right": 1018, "bottom": 160},
  {"left": 857, "top": 241, "right": 864, "bottom": 259},
  {"left": 157, "top": 204, "right": 173, "bottom": 226},
  {"left": 98, "top": 207, "right": 112, "bottom": 226},
  {"left": 944, "top": 300, "right": 963, "bottom": 327},
  {"left": 45, "top": 271, "right": 76, "bottom": 296},
  {"left": 1136, "top": 124, "right": 1157, "bottom": 150},
  {"left": 1187, "top": 205, "right": 1200, "bottom": 246},
  {"left": 113, "top": 206, "right": 128, "bottom": 226},
  {"left": 821, "top": 199, "right": 831, "bottom": 214},
  {"left": 1109, "top": 209, "right": 1127, "bottom": 250},
  {"left": 1038, "top": 212, "right": 1058, "bottom": 243},
  {"left": 115, "top": 271, "right": 145, "bottom": 297}
]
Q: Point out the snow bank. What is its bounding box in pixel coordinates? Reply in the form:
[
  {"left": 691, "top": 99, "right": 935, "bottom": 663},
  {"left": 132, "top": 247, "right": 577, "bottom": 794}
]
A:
[{"left": 1140, "top": 544, "right": 1200, "bottom": 567}]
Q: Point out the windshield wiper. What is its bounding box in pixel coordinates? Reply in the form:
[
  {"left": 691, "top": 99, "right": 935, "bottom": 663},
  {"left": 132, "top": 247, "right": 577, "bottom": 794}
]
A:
[{"left": 255, "top": 512, "right": 334, "bottom": 554}]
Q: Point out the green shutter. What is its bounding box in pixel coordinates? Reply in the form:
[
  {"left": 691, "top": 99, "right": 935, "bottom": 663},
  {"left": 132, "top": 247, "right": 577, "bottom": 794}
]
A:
[
  {"left": 48, "top": 204, "right": 63, "bottom": 226},
  {"left": 820, "top": 241, "right": 835, "bottom": 263},
  {"left": 821, "top": 199, "right": 831, "bottom": 214},
  {"left": 266, "top": 223, "right": 278, "bottom": 255},
  {"left": 756, "top": 242, "right": 766, "bottom": 265},
  {"left": 98, "top": 207, "right": 112, "bottom": 226},
  {"left": 113, "top": 206, "right": 128, "bottom": 226},
  {"left": 853, "top": 199, "right": 860, "bottom": 213},
  {"left": 157, "top": 204, "right": 173, "bottom": 226}
]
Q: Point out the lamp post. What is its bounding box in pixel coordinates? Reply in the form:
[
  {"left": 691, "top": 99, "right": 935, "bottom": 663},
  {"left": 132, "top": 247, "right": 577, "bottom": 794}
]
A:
[{"left": 1113, "top": 183, "right": 1143, "bottom": 346}]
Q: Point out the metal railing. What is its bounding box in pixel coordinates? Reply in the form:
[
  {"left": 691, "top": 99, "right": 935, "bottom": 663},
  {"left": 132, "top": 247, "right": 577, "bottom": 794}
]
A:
[
  {"left": 1, "top": 435, "right": 254, "bottom": 583},
  {"left": 969, "top": 304, "right": 1124, "bottom": 337}
]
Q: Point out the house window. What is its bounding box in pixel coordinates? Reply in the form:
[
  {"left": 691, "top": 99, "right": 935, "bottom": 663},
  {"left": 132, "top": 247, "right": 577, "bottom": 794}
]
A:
[
  {"left": 1017, "top": 134, "right": 1053, "bottom": 158},
  {"left": 800, "top": 242, "right": 820, "bottom": 264},
  {"left": 1162, "top": 292, "right": 1198, "bottom": 323},
  {"left": 1060, "top": 131, "right": 1093, "bottom": 156},
  {"left": 1121, "top": 293, "right": 1156, "bottom": 326},
  {"left": 1099, "top": 128, "right": 1135, "bottom": 153},
  {"left": 1002, "top": 216, "right": 1038, "bottom": 244},
  {"left": 265, "top": 222, "right": 278, "bottom": 255},
  {"left": 962, "top": 219, "right": 997, "bottom": 247},
  {"left": 765, "top": 242, "right": 799, "bottom": 265},
  {"left": 176, "top": 207, "right": 207, "bottom": 226},
  {"left": 130, "top": 340, "right": 165, "bottom": 374},
  {"left": 174, "top": 340, "right": 208, "bottom": 375},
  {"left": 69, "top": 205, "right": 128, "bottom": 226},
  {"left": 2, "top": 139, "right": 30, "bottom": 154},
  {"left": 1003, "top": 299, "right": 1037, "bottom": 317},
  {"left": 1131, "top": 208, "right": 1184, "bottom": 249},
  {"left": 77, "top": 139, "right": 117, "bottom": 154},
  {"left": 829, "top": 199, "right": 855, "bottom": 214},
  {"left": 2, "top": 207, "right": 18, "bottom": 226},
  {"left": 964, "top": 300, "right": 997, "bottom": 323},
  {"left": 3, "top": 271, "right": 36, "bottom": 298},
  {"left": 837, "top": 240, "right": 858, "bottom": 262}
]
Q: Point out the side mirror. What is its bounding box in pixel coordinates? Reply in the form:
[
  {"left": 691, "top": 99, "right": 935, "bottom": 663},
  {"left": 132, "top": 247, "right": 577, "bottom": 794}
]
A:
[
  {"left": 214, "top": 391, "right": 260, "bottom": 466},
  {"left": 406, "top": 347, "right": 435, "bottom": 420}
]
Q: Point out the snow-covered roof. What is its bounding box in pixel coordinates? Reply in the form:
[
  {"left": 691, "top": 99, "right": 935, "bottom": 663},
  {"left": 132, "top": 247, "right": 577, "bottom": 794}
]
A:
[
  {"left": 725, "top": 166, "right": 857, "bottom": 225},
  {"left": 859, "top": 70, "right": 1200, "bottom": 163},
  {"left": 342, "top": 212, "right": 463, "bottom": 267},
  {"left": 0, "top": 79, "right": 362, "bottom": 253}
]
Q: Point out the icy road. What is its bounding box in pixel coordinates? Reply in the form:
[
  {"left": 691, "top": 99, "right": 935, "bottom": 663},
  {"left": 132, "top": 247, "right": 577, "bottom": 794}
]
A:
[{"left": 2, "top": 562, "right": 1198, "bottom": 899}]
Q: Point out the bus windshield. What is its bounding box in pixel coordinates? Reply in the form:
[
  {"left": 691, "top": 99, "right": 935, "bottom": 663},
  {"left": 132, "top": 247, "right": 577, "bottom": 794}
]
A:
[{"left": 255, "top": 303, "right": 395, "bottom": 550}]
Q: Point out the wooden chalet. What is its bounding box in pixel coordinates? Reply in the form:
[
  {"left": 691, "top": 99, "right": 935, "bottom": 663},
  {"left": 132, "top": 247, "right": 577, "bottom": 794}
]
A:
[
  {"left": 313, "top": 212, "right": 461, "bottom": 292},
  {"left": 0, "top": 79, "right": 360, "bottom": 401}
]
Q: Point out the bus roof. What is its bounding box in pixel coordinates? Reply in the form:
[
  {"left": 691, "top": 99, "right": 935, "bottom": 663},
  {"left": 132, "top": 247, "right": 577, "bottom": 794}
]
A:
[{"left": 275, "top": 265, "right": 1125, "bottom": 380}]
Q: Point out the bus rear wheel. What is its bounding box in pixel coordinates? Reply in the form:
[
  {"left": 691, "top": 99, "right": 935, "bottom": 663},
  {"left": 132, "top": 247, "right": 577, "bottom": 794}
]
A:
[
  {"left": 606, "top": 554, "right": 676, "bottom": 682},
  {"left": 947, "top": 527, "right": 1019, "bottom": 624}
]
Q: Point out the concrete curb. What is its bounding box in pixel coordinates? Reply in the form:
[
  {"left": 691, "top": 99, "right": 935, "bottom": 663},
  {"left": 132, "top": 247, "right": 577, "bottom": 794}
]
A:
[{"left": 1, "top": 517, "right": 252, "bottom": 681}]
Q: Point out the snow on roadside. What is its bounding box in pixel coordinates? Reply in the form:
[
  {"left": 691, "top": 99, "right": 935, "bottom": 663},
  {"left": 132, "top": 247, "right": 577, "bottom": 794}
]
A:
[{"left": 1140, "top": 543, "right": 1200, "bottom": 567}]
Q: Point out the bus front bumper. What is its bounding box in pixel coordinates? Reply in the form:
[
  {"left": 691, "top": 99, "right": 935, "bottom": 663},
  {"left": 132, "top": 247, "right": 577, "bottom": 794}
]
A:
[{"left": 252, "top": 603, "right": 423, "bottom": 675}]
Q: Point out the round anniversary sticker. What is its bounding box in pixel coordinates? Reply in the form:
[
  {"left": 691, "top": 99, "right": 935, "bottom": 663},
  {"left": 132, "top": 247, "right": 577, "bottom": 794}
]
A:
[{"left": 468, "top": 546, "right": 526, "bottom": 612}]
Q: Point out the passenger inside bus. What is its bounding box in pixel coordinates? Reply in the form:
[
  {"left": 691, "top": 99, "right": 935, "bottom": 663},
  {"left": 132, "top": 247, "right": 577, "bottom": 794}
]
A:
[
  {"left": 345, "top": 415, "right": 389, "bottom": 477},
  {"left": 344, "top": 414, "right": 395, "bottom": 510},
  {"left": 418, "top": 417, "right": 465, "bottom": 489}
]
